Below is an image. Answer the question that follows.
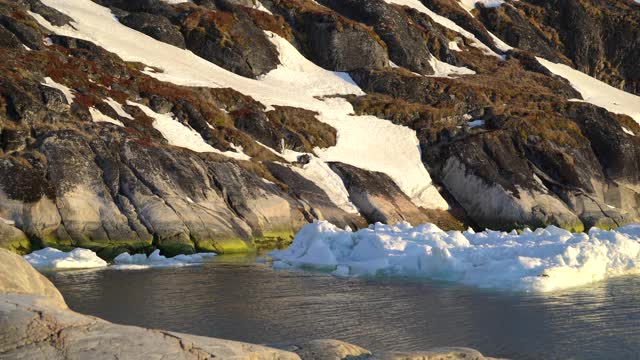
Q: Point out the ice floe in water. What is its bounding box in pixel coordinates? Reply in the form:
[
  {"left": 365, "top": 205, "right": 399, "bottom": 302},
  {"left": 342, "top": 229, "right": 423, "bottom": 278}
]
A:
[
  {"left": 111, "top": 250, "right": 217, "bottom": 270},
  {"left": 24, "top": 248, "right": 216, "bottom": 270},
  {"left": 269, "top": 221, "right": 640, "bottom": 292},
  {"left": 24, "top": 248, "right": 108, "bottom": 270}
]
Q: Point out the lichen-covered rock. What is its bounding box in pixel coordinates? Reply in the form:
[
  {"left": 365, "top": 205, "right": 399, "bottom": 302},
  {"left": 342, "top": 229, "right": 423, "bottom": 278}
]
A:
[
  {"left": 318, "top": 0, "right": 445, "bottom": 75},
  {"left": 118, "top": 12, "right": 186, "bottom": 49},
  {"left": 477, "top": 0, "right": 640, "bottom": 95},
  {"left": 177, "top": 3, "right": 281, "bottom": 77},
  {"left": 264, "top": 0, "right": 389, "bottom": 71}
]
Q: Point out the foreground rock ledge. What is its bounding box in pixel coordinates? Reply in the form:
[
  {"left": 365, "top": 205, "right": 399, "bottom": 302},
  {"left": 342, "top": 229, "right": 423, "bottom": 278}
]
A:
[{"left": 0, "top": 249, "right": 501, "bottom": 360}]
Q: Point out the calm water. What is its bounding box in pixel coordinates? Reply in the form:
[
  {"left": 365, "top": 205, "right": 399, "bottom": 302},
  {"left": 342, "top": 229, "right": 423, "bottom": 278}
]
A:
[{"left": 46, "top": 255, "right": 640, "bottom": 360}]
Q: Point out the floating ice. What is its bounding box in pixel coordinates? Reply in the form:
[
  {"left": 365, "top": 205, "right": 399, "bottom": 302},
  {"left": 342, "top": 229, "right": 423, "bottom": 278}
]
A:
[
  {"left": 269, "top": 221, "right": 640, "bottom": 292},
  {"left": 111, "top": 249, "right": 217, "bottom": 270},
  {"left": 24, "top": 247, "right": 107, "bottom": 270}
]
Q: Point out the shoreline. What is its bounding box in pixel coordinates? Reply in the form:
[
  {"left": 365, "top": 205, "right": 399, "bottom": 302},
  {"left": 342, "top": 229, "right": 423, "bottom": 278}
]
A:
[{"left": 0, "top": 248, "right": 501, "bottom": 359}]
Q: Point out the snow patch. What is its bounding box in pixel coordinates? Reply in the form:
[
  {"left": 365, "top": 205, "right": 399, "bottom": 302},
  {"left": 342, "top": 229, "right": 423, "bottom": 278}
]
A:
[
  {"left": 260, "top": 32, "right": 364, "bottom": 97},
  {"left": 32, "top": 0, "right": 447, "bottom": 210},
  {"left": 384, "top": 0, "right": 501, "bottom": 57},
  {"left": 487, "top": 31, "right": 512, "bottom": 52},
  {"left": 111, "top": 249, "right": 216, "bottom": 270},
  {"left": 42, "top": 77, "right": 75, "bottom": 104},
  {"left": 128, "top": 101, "right": 251, "bottom": 159},
  {"left": 257, "top": 143, "right": 359, "bottom": 214},
  {"left": 270, "top": 221, "right": 640, "bottom": 292},
  {"left": 459, "top": 0, "right": 504, "bottom": 13},
  {"left": 104, "top": 98, "right": 133, "bottom": 119},
  {"left": 428, "top": 56, "right": 476, "bottom": 77},
  {"left": 537, "top": 57, "right": 640, "bottom": 124},
  {"left": 313, "top": 97, "right": 449, "bottom": 210},
  {"left": 448, "top": 40, "right": 462, "bottom": 52},
  {"left": 468, "top": 119, "right": 485, "bottom": 128},
  {"left": 89, "top": 107, "right": 125, "bottom": 127},
  {"left": 254, "top": 1, "right": 273, "bottom": 14},
  {"left": 24, "top": 248, "right": 107, "bottom": 270}
]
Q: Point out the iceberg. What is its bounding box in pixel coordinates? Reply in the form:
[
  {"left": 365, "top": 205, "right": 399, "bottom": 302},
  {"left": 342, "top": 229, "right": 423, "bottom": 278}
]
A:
[
  {"left": 111, "top": 249, "right": 217, "bottom": 270},
  {"left": 269, "top": 221, "right": 640, "bottom": 292},
  {"left": 24, "top": 247, "right": 108, "bottom": 270}
]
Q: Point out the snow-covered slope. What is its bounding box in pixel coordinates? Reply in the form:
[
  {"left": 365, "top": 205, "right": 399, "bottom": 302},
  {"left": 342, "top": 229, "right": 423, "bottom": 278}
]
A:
[
  {"left": 32, "top": 0, "right": 448, "bottom": 210},
  {"left": 538, "top": 57, "right": 640, "bottom": 123},
  {"left": 270, "top": 221, "right": 640, "bottom": 292}
]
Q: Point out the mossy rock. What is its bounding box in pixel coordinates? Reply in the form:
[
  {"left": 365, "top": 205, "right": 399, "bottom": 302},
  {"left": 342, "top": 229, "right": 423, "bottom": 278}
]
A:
[
  {"left": 158, "top": 242, "right": 197, "bottom": 258},
  {"left": 562, "top": 221, "right": 585, "bottom": 233},
  {"left": 252, "top": 229, "right": 295, "bottom": 251},
  {"left": 0, "top": 239, "right": 31, "bottom": 255},
  {"left": 0, "top": 224, "right": 32, "bottom": 255},
  {"left": 195, "top": 237, "right": 251, "bottom": 254},
  {"left": 35, "top": 233, "right": 74, "bottom": 250}
]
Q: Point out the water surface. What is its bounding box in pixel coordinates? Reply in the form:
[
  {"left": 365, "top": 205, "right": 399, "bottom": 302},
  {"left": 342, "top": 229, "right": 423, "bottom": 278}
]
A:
[{"left": 47, "top": 255, "right": 640, "bottom": 359}]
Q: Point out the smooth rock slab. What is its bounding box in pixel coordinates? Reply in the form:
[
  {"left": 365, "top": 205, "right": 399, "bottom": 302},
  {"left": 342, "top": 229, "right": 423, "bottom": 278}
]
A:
[{"left": 283, "top": 339, "right": 372, "bottom": 360}]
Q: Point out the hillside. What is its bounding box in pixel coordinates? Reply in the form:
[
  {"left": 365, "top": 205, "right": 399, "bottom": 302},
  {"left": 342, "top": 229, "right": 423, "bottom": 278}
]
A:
[{"left": 0, "top": 0, "right": 639, "bottom": 257}]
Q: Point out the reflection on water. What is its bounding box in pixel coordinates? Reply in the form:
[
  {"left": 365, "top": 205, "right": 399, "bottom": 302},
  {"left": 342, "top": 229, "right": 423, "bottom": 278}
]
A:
[{"left": 46, "top": 255, "right": 640, "bottom": 360}]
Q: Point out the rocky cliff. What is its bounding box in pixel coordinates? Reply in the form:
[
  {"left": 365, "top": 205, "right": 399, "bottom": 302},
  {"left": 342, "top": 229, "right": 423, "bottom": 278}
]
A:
[{"left": 0, "top": 0, "right": 639, "bottom": 257}]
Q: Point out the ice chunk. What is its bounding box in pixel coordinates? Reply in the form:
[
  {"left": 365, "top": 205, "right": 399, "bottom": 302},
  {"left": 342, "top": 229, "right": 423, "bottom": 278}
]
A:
[
  {"left": 111, "top": 249, "right": 216, "bottom": 270},
  {"left": 24, "top": 248, "right": 107, "bottom": 270},
  {"left": 270, "top": 221, "right": 640, "bottom": 292}
]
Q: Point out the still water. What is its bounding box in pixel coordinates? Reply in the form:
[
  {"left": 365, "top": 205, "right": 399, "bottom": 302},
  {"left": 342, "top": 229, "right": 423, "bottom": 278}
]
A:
[{"left": 46, "top": 255, "right": 640, "bottom": 360}]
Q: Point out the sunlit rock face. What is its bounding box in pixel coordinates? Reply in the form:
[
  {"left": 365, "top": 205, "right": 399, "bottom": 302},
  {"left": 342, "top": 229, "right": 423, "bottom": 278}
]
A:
[{"left": 1, "top": 0, "right": 640, "bottom": 257}]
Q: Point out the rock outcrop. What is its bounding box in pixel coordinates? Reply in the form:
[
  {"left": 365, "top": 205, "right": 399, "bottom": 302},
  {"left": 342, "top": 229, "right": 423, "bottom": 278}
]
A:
[
  {"left": 1, "top": 0, "right": 640, "bottom": 257},
  {"left": 477, "top": 0, "right": 640, "bottom": 95},
  {"left": 0, "top": 249, "right": 499, "bottom": 359}
]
